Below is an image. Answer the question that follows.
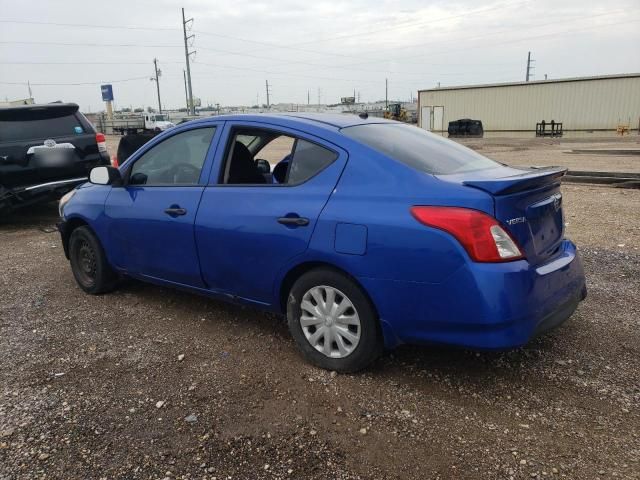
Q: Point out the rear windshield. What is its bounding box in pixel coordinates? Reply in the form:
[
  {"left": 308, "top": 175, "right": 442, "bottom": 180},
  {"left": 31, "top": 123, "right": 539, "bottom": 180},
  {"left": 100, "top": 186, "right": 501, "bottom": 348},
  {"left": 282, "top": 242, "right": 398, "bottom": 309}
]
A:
[
  {"left": 0, "top": 110, "right": 85, "bottom": 142},
  {"left": 341, "top": 123, "right": 499, "bottom": 174}
]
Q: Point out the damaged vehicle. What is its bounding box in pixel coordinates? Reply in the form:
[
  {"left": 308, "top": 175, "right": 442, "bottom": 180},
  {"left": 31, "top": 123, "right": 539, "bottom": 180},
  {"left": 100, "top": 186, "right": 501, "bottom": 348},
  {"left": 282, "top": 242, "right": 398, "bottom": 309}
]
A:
[
  {"left": 0, "top": 103, "right": 110, "bottom": 215},
  {"left": 58, "top": 113, "right": 587, "bottom": 372}
]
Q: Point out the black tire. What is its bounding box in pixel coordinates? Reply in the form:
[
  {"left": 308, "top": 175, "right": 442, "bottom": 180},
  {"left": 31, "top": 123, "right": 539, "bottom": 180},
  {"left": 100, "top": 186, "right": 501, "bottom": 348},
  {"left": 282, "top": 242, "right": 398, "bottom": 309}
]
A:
[
  {"left": 68, "top": 226, "right": 118, "bottom": 294},
  {"left": 287, "top": 268, "right": 383, "bottom": 372}
]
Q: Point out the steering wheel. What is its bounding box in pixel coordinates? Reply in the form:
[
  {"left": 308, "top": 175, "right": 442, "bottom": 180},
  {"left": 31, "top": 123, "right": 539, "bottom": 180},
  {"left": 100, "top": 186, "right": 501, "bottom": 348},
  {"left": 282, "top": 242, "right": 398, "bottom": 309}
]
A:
[{"left": 169, "top": 163, "right": 201, "bottom": 183}]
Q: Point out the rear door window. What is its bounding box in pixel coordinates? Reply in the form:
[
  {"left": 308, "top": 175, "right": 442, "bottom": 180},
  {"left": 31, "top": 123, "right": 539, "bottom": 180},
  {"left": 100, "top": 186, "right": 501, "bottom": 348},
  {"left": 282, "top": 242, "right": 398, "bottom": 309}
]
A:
[
  {"left": 341, "top": 123, "right": 499, "bottom": 174},
  {"left": 0, "top": 112, "right": 84, "bottom": 142},
  {"left": 222, "top": 127, "right": 337, "bottom": 185},
  {"left": 288, "top": 139, "right": 337, "bottom": 184}
]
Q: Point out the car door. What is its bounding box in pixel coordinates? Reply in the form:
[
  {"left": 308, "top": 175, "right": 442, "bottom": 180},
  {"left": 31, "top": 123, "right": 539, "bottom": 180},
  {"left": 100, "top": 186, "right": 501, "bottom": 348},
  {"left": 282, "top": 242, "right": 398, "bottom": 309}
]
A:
[
  {"left": 194, "top": 121, "right": 348, "bottom": 304},
  {"left": 105, "top": 125, "right": 221, "bottom": 287}
]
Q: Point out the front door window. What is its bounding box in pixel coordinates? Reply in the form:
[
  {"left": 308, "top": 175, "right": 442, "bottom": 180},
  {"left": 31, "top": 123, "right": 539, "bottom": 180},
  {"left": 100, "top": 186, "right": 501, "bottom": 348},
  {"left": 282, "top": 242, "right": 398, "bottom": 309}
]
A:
[{"left": 129, "top": 127, "right": 215, "bottom": 186}]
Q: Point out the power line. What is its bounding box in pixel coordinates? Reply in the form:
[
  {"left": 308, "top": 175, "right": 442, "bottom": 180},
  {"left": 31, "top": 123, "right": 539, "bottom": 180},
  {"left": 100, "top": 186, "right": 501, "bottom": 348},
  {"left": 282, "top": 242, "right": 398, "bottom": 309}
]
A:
[
  {"left": 0, "top": 61, "right": 184, "bottom": 65},
  {"left": 0, "top": 19, "right": 178, "bottom": 31},
  {"left": 275, "top": 14, "right": 640, "bottom": 74},
  {"left": 0, "top": 40, "right": 182, "bottom": 48},
  {"left": 1, "top": 9, "right": 631, "bottom": 77},
  {"left": 0, "top": 76, "right": 150, "bottom": 86},
  {"left": 275, "top": 9, "right": 634, "bottom": 72},
  {"left": 0, "top": 4, "right": 531, "bottom": 63},
  {"left": 291, "top": 0, "right": 532, "bottom": 47}
]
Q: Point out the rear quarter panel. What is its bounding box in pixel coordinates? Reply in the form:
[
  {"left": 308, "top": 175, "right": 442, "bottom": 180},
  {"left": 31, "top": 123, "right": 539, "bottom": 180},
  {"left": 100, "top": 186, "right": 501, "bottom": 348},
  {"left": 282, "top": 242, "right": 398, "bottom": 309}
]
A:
[{"left": 304, "top": 143, "right": 495, "bottom": 283}]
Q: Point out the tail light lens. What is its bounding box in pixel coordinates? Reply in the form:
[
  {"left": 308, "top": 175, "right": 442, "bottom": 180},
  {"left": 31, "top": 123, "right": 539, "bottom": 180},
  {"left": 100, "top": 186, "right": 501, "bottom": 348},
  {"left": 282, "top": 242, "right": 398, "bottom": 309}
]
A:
[
  {"left": 111, "top": 155, "right": 119, "bottom": 167},
  {"left": 410, "top": 206, "right": 523, "bottom": 262},
  {"left": 96, "top": 133, "right": 107, "bottom": 153}
]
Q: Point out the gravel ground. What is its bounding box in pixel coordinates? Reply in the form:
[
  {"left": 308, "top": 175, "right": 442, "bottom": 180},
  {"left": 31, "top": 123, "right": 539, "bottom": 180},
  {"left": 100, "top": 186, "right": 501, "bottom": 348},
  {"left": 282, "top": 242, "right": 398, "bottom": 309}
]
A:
[
  {"left": 458, "top": 135, "right": 640, "bottom": 173},
  {"left": 1, "top": 145, "right": 639, "bottom": 479}
]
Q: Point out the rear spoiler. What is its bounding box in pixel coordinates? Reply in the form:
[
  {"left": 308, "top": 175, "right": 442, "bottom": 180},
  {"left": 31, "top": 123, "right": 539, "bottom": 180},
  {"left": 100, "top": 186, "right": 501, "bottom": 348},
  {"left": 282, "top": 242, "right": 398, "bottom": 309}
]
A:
[
  {"left": 461, "top": 166, "right": 567, "bottom": 195},
  {"left": 0, "top": 103, "right": 79, "bottom": 121}
]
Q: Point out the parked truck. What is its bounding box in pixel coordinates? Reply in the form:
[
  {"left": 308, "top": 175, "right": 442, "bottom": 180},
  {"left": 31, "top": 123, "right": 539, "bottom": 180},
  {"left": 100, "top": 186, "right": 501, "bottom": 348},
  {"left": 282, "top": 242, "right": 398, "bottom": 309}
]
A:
[{"left": 100, "top": 113, "right": 175, "bottom": 135}]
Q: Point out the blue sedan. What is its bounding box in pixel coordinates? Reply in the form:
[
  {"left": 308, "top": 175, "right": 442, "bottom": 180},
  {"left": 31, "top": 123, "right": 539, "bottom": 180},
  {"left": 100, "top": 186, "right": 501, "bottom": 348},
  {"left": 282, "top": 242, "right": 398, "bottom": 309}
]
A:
[{"left": 58, "top": 113, "right": 587, "bottom": 371}]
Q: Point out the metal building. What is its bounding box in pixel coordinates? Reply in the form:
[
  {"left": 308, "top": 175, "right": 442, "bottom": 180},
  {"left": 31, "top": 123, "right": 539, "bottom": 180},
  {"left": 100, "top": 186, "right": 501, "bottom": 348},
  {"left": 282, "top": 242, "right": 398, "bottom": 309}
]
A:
[{"left": 418, "top": 73, "right": 640, "bottom": 132}]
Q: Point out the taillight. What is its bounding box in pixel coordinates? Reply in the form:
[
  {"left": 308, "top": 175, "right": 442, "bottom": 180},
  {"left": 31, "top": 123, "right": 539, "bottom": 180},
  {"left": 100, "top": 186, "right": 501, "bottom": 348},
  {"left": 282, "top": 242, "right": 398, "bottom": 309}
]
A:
[
  {"left": 410, "top": 206, "right": 524, "bottom": 262},
  {"left": 96, "top": 133, "right": 107, "bottom": 153},
  {"left": 111, "top": 155, "right": 119, "bottom": 167}
]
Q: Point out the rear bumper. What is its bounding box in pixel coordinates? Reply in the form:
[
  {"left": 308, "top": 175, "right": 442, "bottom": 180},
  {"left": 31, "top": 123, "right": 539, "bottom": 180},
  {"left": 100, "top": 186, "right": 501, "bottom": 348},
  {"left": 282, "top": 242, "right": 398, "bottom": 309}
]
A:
[
  {"left": 0, "top": 177, "right": 87, "bottom": 213},
  {"left": 360, "top": 239, "right": 586, "bottom": 350}
]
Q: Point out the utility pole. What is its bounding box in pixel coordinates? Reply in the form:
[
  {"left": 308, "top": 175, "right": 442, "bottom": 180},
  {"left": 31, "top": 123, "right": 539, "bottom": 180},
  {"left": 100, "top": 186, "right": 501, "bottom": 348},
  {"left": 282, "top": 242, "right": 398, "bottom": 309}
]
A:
[
  {"left": 526, "top": 51, "right": 535, "bottom": 82},
  {"left": 307, "top": 90, "right": 310, "bottom": 105},
  {"left": 265, "top": 80, "right": 271, "bottom": 109},
  {"left": 182, "top": 8, "right": 196, "bottom": 115},
  {"left": 385, "top": 78, "right": 389, "bottom": 108},
  {"left": 152, "top": 58, "right": 162, "bottom": 113},
  {"left": 183, "top": 69, "right": 189, "bottom": 112}
]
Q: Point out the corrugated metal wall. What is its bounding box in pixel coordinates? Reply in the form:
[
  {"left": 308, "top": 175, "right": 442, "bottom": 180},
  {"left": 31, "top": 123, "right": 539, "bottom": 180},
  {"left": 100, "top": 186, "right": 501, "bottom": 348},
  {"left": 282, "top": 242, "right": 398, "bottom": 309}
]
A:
[{"left": 418, "top": 76, "right": 640, "bottom": 131}]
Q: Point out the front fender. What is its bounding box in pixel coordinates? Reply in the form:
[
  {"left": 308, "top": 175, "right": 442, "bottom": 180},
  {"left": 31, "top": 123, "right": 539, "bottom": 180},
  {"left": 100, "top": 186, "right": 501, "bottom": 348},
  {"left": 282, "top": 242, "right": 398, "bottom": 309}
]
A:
[{"left": 59, "top": 183, "right": 113, "bottom": 261}]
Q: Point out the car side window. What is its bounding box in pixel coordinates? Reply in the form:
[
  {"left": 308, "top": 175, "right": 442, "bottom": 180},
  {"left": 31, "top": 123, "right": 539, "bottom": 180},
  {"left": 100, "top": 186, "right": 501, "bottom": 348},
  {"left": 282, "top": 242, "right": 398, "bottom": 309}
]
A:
[
  {"left": 287, "top": 139, "right": 338, "bottom": 185},
  {"left": 129, "top": 127, "right": 215, "bottom": 186},
  {"left": 222, "top": 127, "right": 337, "bottom": 185}
]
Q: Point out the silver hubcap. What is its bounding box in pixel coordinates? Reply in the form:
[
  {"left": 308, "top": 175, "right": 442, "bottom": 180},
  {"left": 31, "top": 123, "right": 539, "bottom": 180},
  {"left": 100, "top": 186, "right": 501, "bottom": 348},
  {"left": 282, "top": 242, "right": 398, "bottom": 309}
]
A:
[{"left": 300, "top": 285, "right": 361, "bottom": 358}]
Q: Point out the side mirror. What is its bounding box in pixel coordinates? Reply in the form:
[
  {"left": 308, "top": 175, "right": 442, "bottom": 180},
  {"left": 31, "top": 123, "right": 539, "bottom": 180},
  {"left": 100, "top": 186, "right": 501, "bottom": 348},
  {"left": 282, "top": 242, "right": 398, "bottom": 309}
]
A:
[
  {"left": 89, "top": 166, "right": 122, "bottom": 186},
  {"left": 255, "top": 158, "right": 271, "bottom": 173}
]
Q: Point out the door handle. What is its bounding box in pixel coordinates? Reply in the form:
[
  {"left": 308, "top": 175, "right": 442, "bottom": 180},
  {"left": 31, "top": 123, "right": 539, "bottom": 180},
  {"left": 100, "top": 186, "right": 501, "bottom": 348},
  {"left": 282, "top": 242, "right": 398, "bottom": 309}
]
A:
[
  {"left": 164, "top": 207, "right": 187, "bottom": 217},
  {"left": 278, "top": 216, "right": 309, "bottom": 226}
]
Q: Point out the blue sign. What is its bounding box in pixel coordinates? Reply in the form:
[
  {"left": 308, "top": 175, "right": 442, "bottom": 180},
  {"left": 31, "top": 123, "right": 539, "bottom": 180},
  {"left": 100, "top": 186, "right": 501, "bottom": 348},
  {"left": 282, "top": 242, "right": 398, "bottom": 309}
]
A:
[{"left": 101, "top": 84, "right": 114, "bottom": 102}]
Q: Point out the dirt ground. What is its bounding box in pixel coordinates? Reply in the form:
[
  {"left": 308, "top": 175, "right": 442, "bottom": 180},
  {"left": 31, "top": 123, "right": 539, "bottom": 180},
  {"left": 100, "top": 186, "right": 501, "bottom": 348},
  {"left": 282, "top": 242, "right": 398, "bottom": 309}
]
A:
[{"left": 1, "top": 138, "right": 639, "bottom": 479}]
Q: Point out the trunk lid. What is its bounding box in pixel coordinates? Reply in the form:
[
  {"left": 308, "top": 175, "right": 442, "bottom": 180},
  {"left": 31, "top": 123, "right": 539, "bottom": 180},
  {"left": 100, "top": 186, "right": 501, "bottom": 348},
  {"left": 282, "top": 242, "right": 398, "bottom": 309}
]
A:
[{"left": 438, "top": 165, "right": 567, "bottom": 265}]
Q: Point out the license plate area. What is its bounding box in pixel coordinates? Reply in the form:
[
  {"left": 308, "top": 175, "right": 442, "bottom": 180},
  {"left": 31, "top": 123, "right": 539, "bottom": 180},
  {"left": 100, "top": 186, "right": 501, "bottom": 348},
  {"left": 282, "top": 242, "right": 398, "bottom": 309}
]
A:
[
  {"left": 28, "top": 143, "right": 76, "bottom": 167},
  {"left": 527, "top": 193, "right": 564, "bottom": 255}
]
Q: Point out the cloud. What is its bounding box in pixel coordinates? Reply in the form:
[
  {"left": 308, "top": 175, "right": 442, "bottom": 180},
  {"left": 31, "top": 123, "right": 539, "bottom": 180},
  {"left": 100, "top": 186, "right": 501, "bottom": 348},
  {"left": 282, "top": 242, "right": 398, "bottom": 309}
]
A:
[{"left": 0, "top": 0, "right": 638, "bottom": 110}]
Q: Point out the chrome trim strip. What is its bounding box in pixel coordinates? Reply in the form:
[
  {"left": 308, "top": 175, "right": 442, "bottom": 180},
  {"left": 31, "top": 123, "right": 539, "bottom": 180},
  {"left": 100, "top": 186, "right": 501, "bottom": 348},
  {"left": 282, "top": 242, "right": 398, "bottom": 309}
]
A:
[
  {"left": 26, "top": 143, "right": 76, "bottom": 155},
  {"left": 22, "top": 177, "right": 87, "bottom": 191}
]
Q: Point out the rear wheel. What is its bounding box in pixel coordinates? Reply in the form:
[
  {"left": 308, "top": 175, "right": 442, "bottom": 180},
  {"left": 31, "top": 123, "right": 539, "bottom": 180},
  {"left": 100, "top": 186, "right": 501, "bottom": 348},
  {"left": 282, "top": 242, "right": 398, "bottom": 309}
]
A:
[
  {"left": 287, "top": 268, "right": 383, "bottom": 372},
  {"left": 69, "top": 226, "right": 118, "bottom": 294}
]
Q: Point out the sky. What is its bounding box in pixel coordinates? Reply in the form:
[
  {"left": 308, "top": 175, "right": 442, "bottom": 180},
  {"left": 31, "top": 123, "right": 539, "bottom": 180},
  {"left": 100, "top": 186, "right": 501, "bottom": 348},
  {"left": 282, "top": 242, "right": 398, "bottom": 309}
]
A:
[{"left": 1, "top": 0, "right": 639, "bottom": 112}]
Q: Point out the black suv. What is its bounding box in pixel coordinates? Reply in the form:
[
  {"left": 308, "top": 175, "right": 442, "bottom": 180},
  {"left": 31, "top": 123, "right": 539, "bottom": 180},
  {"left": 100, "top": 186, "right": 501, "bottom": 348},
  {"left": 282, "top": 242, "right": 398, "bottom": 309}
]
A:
[{"left": 0, "top": 103, "right": 110, "bottom": 214}]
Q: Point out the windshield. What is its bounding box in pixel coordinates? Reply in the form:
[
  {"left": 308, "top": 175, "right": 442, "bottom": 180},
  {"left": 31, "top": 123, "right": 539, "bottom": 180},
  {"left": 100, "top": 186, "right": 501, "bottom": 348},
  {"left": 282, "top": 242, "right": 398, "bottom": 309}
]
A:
[
  {"left": 341, "top": 123, "right": 500, "bottom": 175},
  {"left": 153, "top": 115, "right": 167, "bottom": 121}
]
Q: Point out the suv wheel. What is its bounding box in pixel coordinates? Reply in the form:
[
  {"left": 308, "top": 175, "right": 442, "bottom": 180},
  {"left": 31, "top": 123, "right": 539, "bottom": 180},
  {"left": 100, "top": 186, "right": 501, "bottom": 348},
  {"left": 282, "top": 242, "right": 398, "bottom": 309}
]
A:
[
  {"left": 69, "top": 226, "right": 118, "bottom": 294},
  {"left": 287, "top": 268, "right": 383, "bottom": 372}
]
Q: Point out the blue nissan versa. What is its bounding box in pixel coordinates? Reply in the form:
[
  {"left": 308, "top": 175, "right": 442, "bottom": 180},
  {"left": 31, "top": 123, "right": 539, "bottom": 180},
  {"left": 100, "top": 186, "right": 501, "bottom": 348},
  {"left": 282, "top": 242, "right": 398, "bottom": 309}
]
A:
[{"left": 58, "top": 113, "right": 586, "bottom": 371}]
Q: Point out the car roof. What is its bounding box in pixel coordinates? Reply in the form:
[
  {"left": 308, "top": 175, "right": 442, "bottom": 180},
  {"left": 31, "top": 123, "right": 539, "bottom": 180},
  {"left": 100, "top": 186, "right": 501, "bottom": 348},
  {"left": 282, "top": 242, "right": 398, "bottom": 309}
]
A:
[
  {"left": 0, "top": 103, "right": 81, "bottom": 121},
  {"left": 0, "top": 102, "right": 79, "bottom": 113},
  {"left": 186, "top": 112, "right": 396, "bottom": 131}
]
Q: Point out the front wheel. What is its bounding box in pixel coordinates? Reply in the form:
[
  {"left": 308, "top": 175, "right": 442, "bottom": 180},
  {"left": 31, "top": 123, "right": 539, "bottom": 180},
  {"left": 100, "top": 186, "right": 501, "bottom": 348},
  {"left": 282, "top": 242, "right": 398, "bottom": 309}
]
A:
[
  {"left": 287, "top": 268, "right": 383, "bottom": 372},
  {"left": 68, "top": 226, "right": 118, "bottom": 294}
]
